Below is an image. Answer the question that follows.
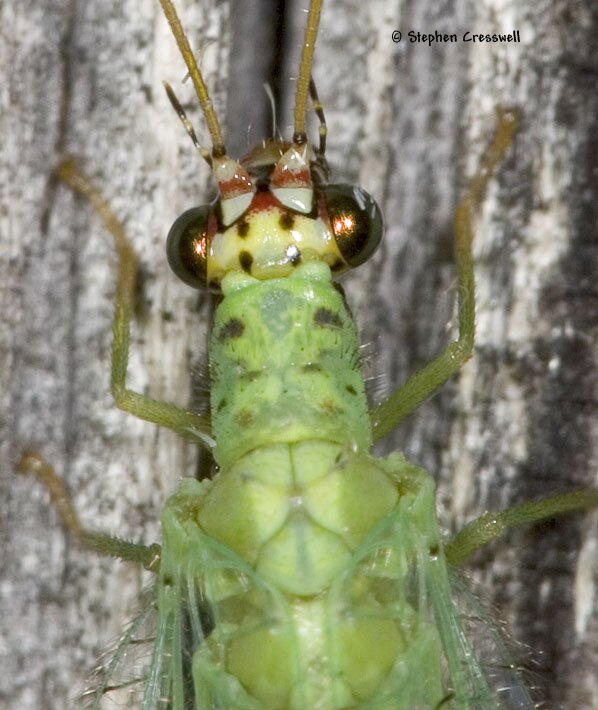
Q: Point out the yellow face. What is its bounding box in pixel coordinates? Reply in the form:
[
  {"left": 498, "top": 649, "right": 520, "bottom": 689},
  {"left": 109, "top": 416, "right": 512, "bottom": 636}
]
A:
[
  {"left": 166, "top": 140, "right": 383, "bottom": 290},
  {"left": 208, "top": 187, "right": 344, "bottom": 283}
]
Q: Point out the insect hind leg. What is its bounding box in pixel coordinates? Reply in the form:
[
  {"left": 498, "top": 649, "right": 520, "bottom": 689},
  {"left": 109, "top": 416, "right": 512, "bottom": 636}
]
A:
[
  {"left": 445, "top": 489, "right": 598, "bottom": 567},
  {"left": 17, "top": 451, "right": 161, "bottom": 571}
]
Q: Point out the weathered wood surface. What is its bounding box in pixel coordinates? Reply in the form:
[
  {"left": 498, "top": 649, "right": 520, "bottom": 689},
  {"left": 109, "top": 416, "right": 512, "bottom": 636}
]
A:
[{"left": 1, "top": 0, "right": 596, "bottom": 707}]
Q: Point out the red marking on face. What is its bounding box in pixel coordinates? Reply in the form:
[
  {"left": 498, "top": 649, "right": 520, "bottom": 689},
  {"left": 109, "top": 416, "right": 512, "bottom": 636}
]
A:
[
  {"left": 243, "top": 189, "right": 283, "bottom": 216},
  {"left": 218, "top": 173, "right": 253, "bottom": 199},
  {"left": 270, "top": 166, "right": 312, "bottom": 188}
]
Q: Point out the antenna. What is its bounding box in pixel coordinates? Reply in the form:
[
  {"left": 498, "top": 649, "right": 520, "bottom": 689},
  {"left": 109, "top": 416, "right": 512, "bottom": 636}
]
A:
[
  {"left": 293, "top": 0, "right": 323, "bottom": 145},
  {"left": 160, "top": 0, "right": 226, "bottom": 156}
]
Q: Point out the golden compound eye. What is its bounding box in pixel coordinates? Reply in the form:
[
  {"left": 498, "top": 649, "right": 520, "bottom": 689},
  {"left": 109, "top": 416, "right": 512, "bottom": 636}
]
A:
[
  {"left": 323, "top": 184, "right": 384, "bottom": 267},
  {"left": 166, "top": 206, "right": 211, "bottom": 288}
]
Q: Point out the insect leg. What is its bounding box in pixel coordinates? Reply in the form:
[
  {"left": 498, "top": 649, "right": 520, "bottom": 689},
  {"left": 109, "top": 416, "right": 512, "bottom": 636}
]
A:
[
  {"left": 57, "top": 159, "right": 212, "bottom": 448},
  {"left": 370, "top": 109, "right": 519, "bottom": 441},
  {"left": 17, "top": 451, "right": 161, "bottom": 570},
  {"left": 445, "top": 489, "right": 598, "bottom": 566}
]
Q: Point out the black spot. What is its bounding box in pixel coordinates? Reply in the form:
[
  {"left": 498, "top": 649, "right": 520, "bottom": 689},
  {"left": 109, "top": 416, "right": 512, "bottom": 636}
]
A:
[
  {"left": 162, "top": 574, "right": 174, "bottom": 587},
  {"left": 302, "top": 363, "right": 323, "bottom": 373},
  {"left": 219, "top": 318, "right": 245, "bottom": 340},
  {"left": 314, "top": 307, "right": 343, "bottom": 328},
  {"left": 239, "top": 250, "right": 253, "bottom": 273},
  {"left": 279, "top": 212, "right": 295, "bottom": 230},
  {"left": 429, "top": 544, "right": 440, "bottom": 558},
  {"left": 345, "top": 384, "right": 357, "bottom": 395},
  {"left": 241, "top": 370, "right": 262, "bottom": 382},
  {"left": 237, "top": 219, "right": 249, "bottom": 237},
  {"left": 331, "top": 259, "right": 345, "bottom": 272},
  {"left": 217, "top": 398, "right": 227, "bottom": 412},
  {"left": 235, "top": 409, "right": 254, "bottom": 427},
  {"left": 321, "top": 398, "right": 342, "bottom": 415}
]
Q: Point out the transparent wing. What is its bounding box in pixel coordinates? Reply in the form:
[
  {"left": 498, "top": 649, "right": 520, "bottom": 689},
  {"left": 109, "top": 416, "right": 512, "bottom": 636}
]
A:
[
  {"left": 448, "top": 571, "right": 538, "bottom": 710},
  {"left": 81, "top": 579, "right": 214, "bottom": 710},
  {"left": 82, "top": 588, "right": 157, "bottom": 709}
]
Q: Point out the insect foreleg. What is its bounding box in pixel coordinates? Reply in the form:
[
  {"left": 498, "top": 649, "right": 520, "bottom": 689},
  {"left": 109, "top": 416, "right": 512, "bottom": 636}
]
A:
[
  {"left": 17, "top": 451, "right": 161, "bottom": 571},
  {"left": 370, "top": 109, "right": 519, "bottom": 441},
  {"left": 57, "top": 159, "right": 212, "bottom": 448}
]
